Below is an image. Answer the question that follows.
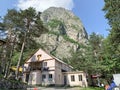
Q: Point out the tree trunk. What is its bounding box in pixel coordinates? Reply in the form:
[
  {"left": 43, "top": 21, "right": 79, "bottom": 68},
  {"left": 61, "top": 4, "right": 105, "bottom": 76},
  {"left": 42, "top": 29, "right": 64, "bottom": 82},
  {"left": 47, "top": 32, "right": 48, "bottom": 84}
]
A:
[
  {"left": 16, "top": 32, "right": 26, "bottom": 79},
  {"left": 4, "top": 36, "right": 16, "bottom": 78},
  {"left": 0, "top": 43, "right": 5, "bottom": 73},
  {"left": 3, "top": 38, "right": 11, "bottom": 77},
  {"left": 16, "top": 18, "right": 30, "bottom": 79}
]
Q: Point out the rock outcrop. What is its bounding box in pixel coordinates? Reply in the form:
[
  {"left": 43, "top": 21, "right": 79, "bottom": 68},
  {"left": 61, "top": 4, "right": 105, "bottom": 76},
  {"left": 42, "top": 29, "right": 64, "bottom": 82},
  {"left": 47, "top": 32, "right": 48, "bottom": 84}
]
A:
[{"left": 36, "top": 7, "right": 88, "bottom": 59}]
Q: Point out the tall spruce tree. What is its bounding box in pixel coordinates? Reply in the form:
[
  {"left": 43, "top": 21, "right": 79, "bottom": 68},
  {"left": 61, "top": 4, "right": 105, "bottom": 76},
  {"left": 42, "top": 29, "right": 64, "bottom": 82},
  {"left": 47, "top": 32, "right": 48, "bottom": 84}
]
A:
[
  {"left": 103, "top": 0, "right": 120, "bottom": 54},
  {"left": 103, "top": 0, "right": 120, "bottom": 73}
]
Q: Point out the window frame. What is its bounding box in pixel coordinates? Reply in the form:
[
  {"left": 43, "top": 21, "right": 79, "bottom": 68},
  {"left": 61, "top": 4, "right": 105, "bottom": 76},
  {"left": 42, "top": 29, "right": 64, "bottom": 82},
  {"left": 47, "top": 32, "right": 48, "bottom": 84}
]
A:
[
  {"left": 71, "top": 75, "right": 75, "bottom": 82},
  {"left": 78, "top": 75, "right": 82, "bottom": 81},
  {"left": 49, "top": 74, "right": 53, "bottom": 79},
  {"left": 43, "top": 62, "right": 47, "bottom": 67},
  {"left": 48, "top": 74, "right": 53, "bottom": 81},
  {"left": 42, "top": 74, "right": 46, "bottom": 81}
]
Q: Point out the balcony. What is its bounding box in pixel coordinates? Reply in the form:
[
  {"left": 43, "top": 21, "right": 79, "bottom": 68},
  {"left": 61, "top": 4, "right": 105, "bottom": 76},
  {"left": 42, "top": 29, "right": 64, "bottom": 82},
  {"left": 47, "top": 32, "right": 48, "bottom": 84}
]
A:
[
  {"left": 23, "top": 67, "right": 30, "bottom": 73},
  {"left": 41, "top": 67, "right": 49, "bottom": 71}
]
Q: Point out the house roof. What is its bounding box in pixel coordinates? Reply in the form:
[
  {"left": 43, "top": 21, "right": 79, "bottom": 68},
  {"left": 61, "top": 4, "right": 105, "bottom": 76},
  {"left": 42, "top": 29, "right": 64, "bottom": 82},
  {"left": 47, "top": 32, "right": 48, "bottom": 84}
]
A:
[
  {"left": 0, "top": 39, "right": 6, "bottom": 45},
  {"left": 63, "top": 71, "right": 85, "bottom": 74},
  {"left": 25, "top": 48, "right": 53, "bottom": 63},
  {"left": 25, "top": 49, "right": 41, "bottom": 63},
  {"left": 52, "top": 56, "right": 73, "bottom": 69},
  {"left": 25, "top": 48, "right": 73, "bottom": 68}
]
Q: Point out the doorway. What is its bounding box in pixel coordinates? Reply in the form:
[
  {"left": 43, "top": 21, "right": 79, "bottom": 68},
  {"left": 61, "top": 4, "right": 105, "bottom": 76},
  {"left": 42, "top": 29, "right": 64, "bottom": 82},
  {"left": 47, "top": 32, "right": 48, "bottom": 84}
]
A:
[
  {"left": 64, "top": 76, "right": 67, "bottom": 85},
  {"left": 26, "top": 73, "right": 29, "bottom": 82}
]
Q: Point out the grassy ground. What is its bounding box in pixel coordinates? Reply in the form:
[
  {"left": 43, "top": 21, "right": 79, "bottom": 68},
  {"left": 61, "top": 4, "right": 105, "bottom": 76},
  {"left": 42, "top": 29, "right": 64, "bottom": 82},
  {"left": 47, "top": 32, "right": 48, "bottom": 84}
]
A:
[{"left": 81, "top": 87, "right": 104, "bottom": 90}]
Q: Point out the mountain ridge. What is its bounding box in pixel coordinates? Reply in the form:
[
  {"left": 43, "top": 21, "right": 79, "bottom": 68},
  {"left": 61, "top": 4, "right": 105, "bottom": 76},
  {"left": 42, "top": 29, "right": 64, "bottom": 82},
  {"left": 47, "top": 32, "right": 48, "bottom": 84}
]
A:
[{"left": 35, "top": 7, "right": 88, "bottom": 59}]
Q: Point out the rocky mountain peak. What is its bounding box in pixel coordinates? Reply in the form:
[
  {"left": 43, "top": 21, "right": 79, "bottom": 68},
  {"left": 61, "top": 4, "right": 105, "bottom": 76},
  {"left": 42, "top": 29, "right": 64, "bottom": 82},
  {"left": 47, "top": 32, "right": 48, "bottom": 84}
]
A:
[
  {"left": 41, "top": 7, "right": 74, "bottom": 22},
  {"left": 36, "top": 7, "right": 88, "bottom": 59}
]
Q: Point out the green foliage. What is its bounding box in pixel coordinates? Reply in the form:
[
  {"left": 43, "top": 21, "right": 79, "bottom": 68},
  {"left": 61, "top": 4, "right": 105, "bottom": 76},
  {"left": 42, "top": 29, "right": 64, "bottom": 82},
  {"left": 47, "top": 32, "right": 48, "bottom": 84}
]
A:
[
  {"left": 73, "top": 16, "right": 79, "bottom": 21},
  {"left": 4, "top": 9, "right": 21, "bottom": 29},
  {"left": 63, "top": 35, "right": 79, "bottom": 45},
  {"left": 1, "top": 7, "right": 48, "bottom": 78},
  {"left": 71, "top": 24, "right": 79, "bottom": 30},
  {"left": 3, "top": 7, "right": 48, "bottom": 51},
  {"left": 0, "top": 74, "right": 3, "bottom": 78},
  {"left": 87, "top": 33, "right": 105, "bottom": 73},
  {"left": 69, "top": 51, "right": 87, "bottom": 71},
  {"left": 22, "top": 49, "right": 38, "bottom": 64},
  {"left": 12, "top": 52, "right": 20, "bottom": 66},
  {"left": 101, "top": 37, "right": 120, "bottom": 74},
  {"left": 64, "top": 32, "right": 105, "bottom": 76},
  {"left": 103, "top": 0, "right": 120, "bottom": 27},
  {"left": 48, "top": 31, "right": 59, "bottom": 36},
  {"left": 48, "top": 31, "right": 82, "bottom": 47},
  {"left": 103, "top": 0, "right": 120, "bottom": 74},
  {"left": 47, "top": 19, "right": 63, "bottom": 28},
  {"left": 50, "top": 50, "right": 56, "bottom": 56},
  {"left": 89, "top": 32, "right": 103, "bottom": 51},
  {"left": 103, "top": 0, "right": 120, "bottom": 54},
  {"left": 12, "top": 49, "right": 38, "bottom": 66}
]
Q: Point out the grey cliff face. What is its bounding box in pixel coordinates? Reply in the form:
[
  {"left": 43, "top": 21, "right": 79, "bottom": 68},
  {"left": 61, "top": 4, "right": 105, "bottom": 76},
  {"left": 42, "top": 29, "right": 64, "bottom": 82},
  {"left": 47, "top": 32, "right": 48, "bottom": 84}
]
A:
[{"left": 36, "top": 7, "right": 88, "bottom": 59}]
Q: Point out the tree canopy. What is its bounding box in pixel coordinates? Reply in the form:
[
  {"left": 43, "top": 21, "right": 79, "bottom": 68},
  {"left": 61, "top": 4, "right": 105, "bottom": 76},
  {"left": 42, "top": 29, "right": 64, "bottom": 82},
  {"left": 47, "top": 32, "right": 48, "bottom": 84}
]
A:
[
  {"left": 0, "top": 7, "right": 48, "bottom": 78},
  {"left": 103, "top": 0, "right": 120, "bottom": 51},
  {"left": 103, "top": 0, "right": 120, "bottom": 74}
]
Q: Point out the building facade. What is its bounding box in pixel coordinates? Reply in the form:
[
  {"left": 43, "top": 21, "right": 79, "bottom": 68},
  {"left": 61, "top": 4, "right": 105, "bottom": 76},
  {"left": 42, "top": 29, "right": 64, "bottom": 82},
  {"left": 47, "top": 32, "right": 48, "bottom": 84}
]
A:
[{"left": 22, "top": 49, "right": 88, "bottom": 87}]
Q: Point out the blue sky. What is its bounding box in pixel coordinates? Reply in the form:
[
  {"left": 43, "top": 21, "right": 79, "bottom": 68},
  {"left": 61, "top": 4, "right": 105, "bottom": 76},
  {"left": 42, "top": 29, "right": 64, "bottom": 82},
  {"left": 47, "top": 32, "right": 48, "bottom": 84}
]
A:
[
  {"left": 73, "top": 0, "right": 110, "bottom": 37},
  {"left": 0, "top": 0, "right": 110, "bottom": 37}
]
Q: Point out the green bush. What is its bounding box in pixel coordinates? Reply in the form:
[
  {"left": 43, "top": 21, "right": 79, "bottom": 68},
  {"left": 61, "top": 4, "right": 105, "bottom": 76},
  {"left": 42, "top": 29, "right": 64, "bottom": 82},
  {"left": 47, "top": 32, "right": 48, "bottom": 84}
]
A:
[
  {"left": 63, "top": 35, "right": 80, "bottom": 45},
  {"left": 71, "top": 24, "right": 79, "bottom": 30},
  {"left": 48, "top": 31, "right": 59, "bottom": 36},
  {"left": 48, "top": 19, "right": 63, "bottom": 28}
]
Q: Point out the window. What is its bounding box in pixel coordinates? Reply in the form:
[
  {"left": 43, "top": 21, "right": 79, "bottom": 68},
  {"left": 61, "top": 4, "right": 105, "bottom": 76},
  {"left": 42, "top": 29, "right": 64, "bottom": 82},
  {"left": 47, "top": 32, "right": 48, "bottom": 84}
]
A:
[
  {"left": 43, "top": 62, "right": 47, "bottom": 67},
  {"left": 49, "top": 74, "right": 53, "bottom": 78},
  {"left": 78, "top": 75, "right": 82, "bottom": 81},
  {"left": 37, "top": 54, "right": 42, "bottom": 61},
  {"left": 42, "top": 74, "right": 46, "bottom": 81},
  {"left": 71, "top": 75, "right": 75, "bottom": 81},
  {"left": 49, "top": 74, "right": 53, "bottom": 81}
]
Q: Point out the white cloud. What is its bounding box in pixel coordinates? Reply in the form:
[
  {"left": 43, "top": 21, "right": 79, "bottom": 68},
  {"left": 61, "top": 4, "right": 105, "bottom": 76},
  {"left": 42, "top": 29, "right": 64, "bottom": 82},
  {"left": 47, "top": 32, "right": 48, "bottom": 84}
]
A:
[{"left": 17, "top": 0, "right": 74, "bottom": 12}]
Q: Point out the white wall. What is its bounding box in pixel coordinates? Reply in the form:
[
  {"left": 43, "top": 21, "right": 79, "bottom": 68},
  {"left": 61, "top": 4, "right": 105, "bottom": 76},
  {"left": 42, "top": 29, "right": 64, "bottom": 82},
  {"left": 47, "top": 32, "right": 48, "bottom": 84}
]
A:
[
  {"left": 41, "top": 71, "right": 55, "bottom": 85},
  {"left": 27, "top": 49, "right": 53, "bottom": 62},
  {"left": 28, "top": 70, "right": 41, "bottom": 85},
  {"left": 28, "top": 70, "right": 56, "bottom": 85},
  {"left": 54, "top": 60, "right": 73, "bottom": 85},
  {"left": 64, "top": 72, "right": 88, "bottom": 87}
]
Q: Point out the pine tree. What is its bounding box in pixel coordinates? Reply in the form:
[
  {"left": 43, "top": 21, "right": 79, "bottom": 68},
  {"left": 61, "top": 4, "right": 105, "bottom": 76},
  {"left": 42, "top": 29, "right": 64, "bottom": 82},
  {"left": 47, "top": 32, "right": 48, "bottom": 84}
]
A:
[{"left": 2, "top": 7, "right": 48, "bottom": 79}]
